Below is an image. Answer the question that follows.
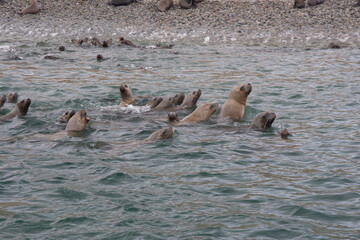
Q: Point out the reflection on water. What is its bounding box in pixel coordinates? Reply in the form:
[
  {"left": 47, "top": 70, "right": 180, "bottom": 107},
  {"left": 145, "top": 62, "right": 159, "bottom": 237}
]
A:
[{"left": 0, "top": 37, "right": 360, "bottom": 239}]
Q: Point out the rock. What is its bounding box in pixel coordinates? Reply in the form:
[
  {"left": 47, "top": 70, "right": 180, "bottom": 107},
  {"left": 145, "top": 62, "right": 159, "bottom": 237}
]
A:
[{"left": 294, "top": 0, "right": 305, "bottom": 8}]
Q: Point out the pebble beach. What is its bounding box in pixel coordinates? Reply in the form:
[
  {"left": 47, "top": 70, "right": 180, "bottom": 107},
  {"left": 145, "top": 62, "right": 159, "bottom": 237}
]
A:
[{"left": 1, "top": 0, "right": 359, "bottom": 46}]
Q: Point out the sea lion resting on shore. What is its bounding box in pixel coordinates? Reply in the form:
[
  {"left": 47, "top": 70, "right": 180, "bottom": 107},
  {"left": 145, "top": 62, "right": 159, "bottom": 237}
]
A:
[
  {"left": 33, "top": 109, "right": 90, "bottom": 140},
  {"left": 250, "top": 112, "right": 276, "bottom": 131},
  {"left": 219, "top": 83, "right": 252, "bottom": 121},
  {"left": 168, "top": 102, "right": 219, "bottom": 124},
  {"left": 21, "top": 0, "right": 40, "bottom": 14},
  {"left": 59, "top": 110, "right": 76, "bottom": 123},
  {"left": 293, "top": 0, "right": 305, "bottom": 8},
  {"left": 157, "top": 0, "right": 173, "bottom": 12},
  {"left": 108, "top": 0, "right": 136, "bottom": 6},
  {"left": 6, "top": 92, "right": 18, "bottom": 103},
  {"left": 0, "top": 95, "right": 6, "bottom": 109},
  {"left": 179, "top": 0, "right": 194, "bottom": 9},
  {"left": 119, "top": 84, "right": 135, "bottom": 107},
  {"left": 0, "top": 98, "right": 31, "bottom": 121},
  {"left": 308, "top": 0, "right": 325, "bottom": 6}
]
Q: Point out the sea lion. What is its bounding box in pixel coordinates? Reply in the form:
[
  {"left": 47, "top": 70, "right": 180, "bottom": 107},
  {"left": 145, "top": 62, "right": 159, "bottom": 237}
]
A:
[
  {"left": 6, "top": 92, "right": 18, "bottom": 103},
  {"left": 250, "top": 112, "right": 276, "bottom": 131},
  {"left": 59, "top": 46, "right": 65, "bottom": 51},
  {"left": 97, "top": 54, "right": 104, "bottom": 61},
  {"left": 308, "top": 0, "right": 325, "bottom": 6},
  {"left": 356, "top": 0, "right": 360, "bottom": 7},
  {"left": 179, "top": 89, "right": 201, "bottom": 108},
  {"left": 65, "top": 109, "right": 90, "bottom": 131},
  {"left": 145, "top": 127, "right": 173, "bottom": 142},
  {"left": 145, "top": 96, "right": 163, "bottom": 108},
  {"left": 174, "top": 92, "right": 185, "bottom": 105},
  {"left": 21, "top": 0, "right": 40, "bottom": 14},
  {"left": 102, "top": 39, "right": 113, "bottom": 48},
  {"left": 119, "top": 84, "right": 135, "bottom": 107},
  {"left": 118, "top": 37, "right": 137, "bottom": 47},
  {"left": 180, "top": 103, "right": 219, "bottom": 123},
  {"left": 168, "top": 112, "right": 180, "bottom": 123},
  {"left": 0, "top": 98, "right": 31, "bottom": 121},
  {"left": 108, "top": 0, "right": 136, "bottom": 6},
  {"left": 0, "top": 95, "right": 6, "bottom": 109},
  {"left": 44, "top": 55, "right": 61, "bottom": 60},
  {"left": 91, "top": 38, "right": 103, "bottom": 47},
  {"left": 157, "top": 0, "right": 173, "bottom": 12},
  {"left": 59, "top": 110, "right": 76, "bottom": 123},
  {"left": 280, "top": 128, "right": 290, "bottom": 139},
  {"left": 293, "top": 0, "right": 305, "bottom": 8},
  {"left": 219, "top": 83, "right": 252, "bottom": 121},
  {"left": 33, "top": 109, "right": 90, "bottom": 141},
  {"left": 179, "top": 0, "right": 194, "bottom": 9},
  {"left": 153, "top": 96, "right": 176, "bottom": 110}
]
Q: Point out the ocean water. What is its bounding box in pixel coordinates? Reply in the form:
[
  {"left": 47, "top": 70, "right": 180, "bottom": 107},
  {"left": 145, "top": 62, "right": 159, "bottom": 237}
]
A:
[{"left": 0, "top": 33, "right": 360, "bottom": 239}]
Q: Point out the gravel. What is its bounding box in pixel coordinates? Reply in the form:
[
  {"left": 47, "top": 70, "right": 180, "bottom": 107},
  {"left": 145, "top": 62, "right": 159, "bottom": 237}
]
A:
[{"left": 0, "top": 0, "right": 359, "bottom": 46}]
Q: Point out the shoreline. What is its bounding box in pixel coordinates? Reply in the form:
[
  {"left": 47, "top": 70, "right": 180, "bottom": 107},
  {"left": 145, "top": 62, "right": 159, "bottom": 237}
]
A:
[{"left": 0, "top": 0, "right": 359, "bottom": 46}]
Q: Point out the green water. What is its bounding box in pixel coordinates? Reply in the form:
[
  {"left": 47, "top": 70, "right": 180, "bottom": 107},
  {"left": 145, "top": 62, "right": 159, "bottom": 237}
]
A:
[{"left": 0, "top": 36, "right": 360, "bottom": 239}]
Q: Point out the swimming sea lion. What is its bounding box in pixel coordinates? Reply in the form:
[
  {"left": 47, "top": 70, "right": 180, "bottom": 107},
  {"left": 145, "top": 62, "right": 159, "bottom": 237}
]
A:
[
  {"left": 219, "top": 83, "right": 252, "bottom": 121},
  {"left": 97, "top": 54, "right": 104, "bottom": 61},
  {"left": 118, "top": 37, "right": 137, "bottom": 47},
  {"left": 280, "top": 128, "right": 290, "bottom": 139},
  {"left": 65, "top": 109, "right": 90, "bottom": 131},
  {"left": 293, "top": 0, "right": 305, "bottom": 8},
  {"left": 179, "top": 0, "right": 194, "bottom": 9},
  {"left": 181, "top": 103, "right": 219, "bottom": 123},
  {"left": 0, "top": 98, "right": 31, "bottom": 121},
  {"left": 179, "top": 89, "right": 201, "bottom": 108},
  {"left": 33, "top": 109, "right": 90, "bottom": 141},
  {"left": 145, "top": 96, "right": 163, "bottom": 108},
  {"left": 91, "top": 38, "right": 103, "bottom": 47},
  {"left": 6, "top": 92, "right": 18, "bottom": 103},
  {"left": 157, "top": 0, "right": 173, "bottom": 12},
  {"left": 250, "top": 112, "right": 276, "bottom": 131},
  {"left": 59, "top": 110, "right": 76, "bottom": 123},
  {"left": 174, "top": 92, "right": 185, "bottom": 106},
  {"left": 167, "top": 112, "right": 180, "bottom": 123},
  {"left": 108, "top": 0, "right": 136, "bottom": 6},
  {"left": 0, "top": 95, "right": 6, "bottom": 109},
  {"left": 21, "top": 0, "right": 40, "bottom": 14},
  {"left": 145, "top": 127, "right": 173, "bottom": 142},
  {"left": 59, "top": 46, "right": 65, "bottom": 51},
  {"left": 119, "top": 84, "right": 135, "bottom": 107},
  {"left": 153, "top": 96, "right": 176, "bottom": 110}
]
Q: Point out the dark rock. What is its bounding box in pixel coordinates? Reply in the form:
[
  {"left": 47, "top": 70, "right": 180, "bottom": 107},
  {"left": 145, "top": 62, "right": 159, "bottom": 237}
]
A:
[{"left": 294, "top": 0, "right": 305, "bottom": 8}]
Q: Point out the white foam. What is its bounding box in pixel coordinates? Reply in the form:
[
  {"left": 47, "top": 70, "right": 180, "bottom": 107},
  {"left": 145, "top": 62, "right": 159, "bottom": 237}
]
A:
[{"left": 100, "top": 104, "right": 151, "bottom": 114}]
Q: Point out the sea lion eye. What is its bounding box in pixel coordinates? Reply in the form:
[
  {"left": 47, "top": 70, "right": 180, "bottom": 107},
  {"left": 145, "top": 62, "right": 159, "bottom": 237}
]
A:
[
  {"left": 124, "top": 85, "right": 128, "bottom": 88},
  {"left": 193, "top": 91, "right": 196, "bottom": 94},
  {"left": 21, "top": 100, "right": 24, "bottom": 103},
  {"left": 240, "top": 86, "right": 244, "bottom": 91},
  {"left": 65, "top": 111, "right": 69, "bottom": 115},
  {"left": 175, "top": 95, "right": 178, "bottom": 97}
]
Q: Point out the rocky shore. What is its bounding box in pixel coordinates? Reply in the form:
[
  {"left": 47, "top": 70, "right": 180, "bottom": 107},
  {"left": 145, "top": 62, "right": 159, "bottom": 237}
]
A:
[{"left": 0, "top": 0, "right": 359, "bottom": 46}]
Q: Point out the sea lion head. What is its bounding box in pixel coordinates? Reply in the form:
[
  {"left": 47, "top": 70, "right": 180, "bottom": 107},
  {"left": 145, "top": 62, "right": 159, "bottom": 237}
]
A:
[
  {"left": 168, "top": 112, "right": 179, "bottom": 123},
  {"left": 6, "top": 92, "right": 18, "bottom": 103},
  {"left": 65, "top": 109, "right": 90, "bottom": 131},
  {"left": 280, "top": 128, "right": 290, "bottom": 139},
  {"left": 229, "top": 83, "right": 252, "bottom": 105},
  {"left": 119, "top": 84, "right": 134, "bottom": 105},
  {"left": 146, "top": 96, "right": 163, "bottom": 108},
  {"left": 251, "top": 112, "right": 276, "bottom": 130},
  {"left": 16, "top": 98, "right": 31, "bottom": 115},
  {"left": 145, "top": 127, "right": 173, "bottom": 142},
  {"left": 0, "top": 95, "right": 6, "bottom": 106},
  {"left": 173, "top": 92, "right": 185, "bottom": 105},
  {"left": 154, "top": 96, "right": 176, "bottom": 109},
  {"left": 59, "top": 110, "right": 76, "bottom": 123},
  {"left": 180, "top": 89, "right": 202, "bottom": 108},
  {"left": 186, "top": 102, "right": 218, "bottom": 122}
]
